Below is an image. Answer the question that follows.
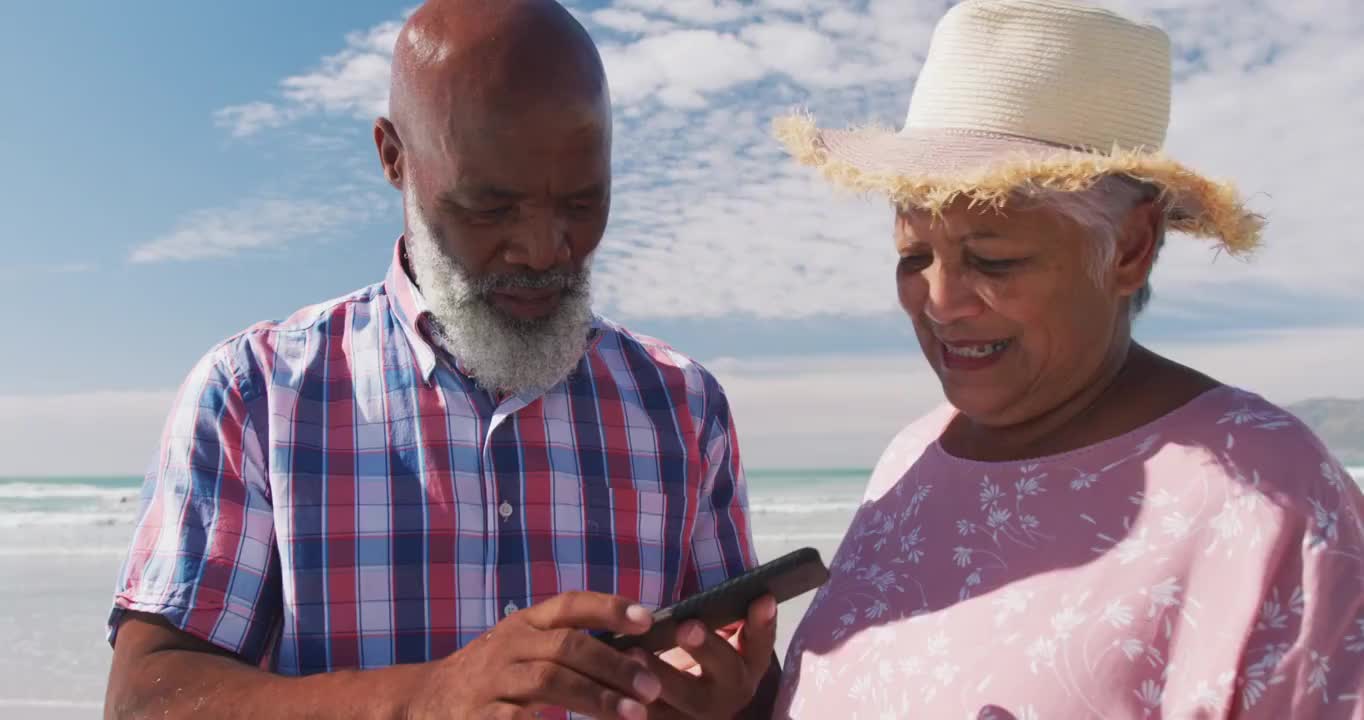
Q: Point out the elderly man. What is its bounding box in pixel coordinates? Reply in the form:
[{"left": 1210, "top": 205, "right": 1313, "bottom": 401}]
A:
[{"left": 103, "top": 1, "right": 776, "bottom": 718}]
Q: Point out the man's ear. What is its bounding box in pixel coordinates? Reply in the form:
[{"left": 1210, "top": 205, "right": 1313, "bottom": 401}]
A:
[
  {"left": 1112, "top": 199, "right": 1162, "bottom": 299},
  {"left": 374, "top": 117, "right": 404, "bottom": 191}
]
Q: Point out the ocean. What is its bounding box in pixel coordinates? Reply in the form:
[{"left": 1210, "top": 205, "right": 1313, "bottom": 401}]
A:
[{"left": 2, "top": 467, "right": 1361, "bottom": 717}]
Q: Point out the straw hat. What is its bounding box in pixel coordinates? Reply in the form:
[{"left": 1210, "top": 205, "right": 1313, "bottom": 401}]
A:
[{"left": 775, "top": 0, "right": 1263, "bottom": 253}]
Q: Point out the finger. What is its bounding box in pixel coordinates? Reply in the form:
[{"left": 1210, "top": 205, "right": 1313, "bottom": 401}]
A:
[
  {"left": 529, "top": 628, "right": 663, "bottom": 705},
  {"left": 637, "top": 650, "right": 711, "bottom": 717},
  {"left": 645, "top": 620, "right": 748, "bottom": 717},
  {"left": 502, "top": 660, "right": 650, "bottom": 720},
  {"left": 739, "top": 594, "right": 779, "bottom": 678},
  {"left": 523, "top": 591, "right": 654, "bottom": 636}
]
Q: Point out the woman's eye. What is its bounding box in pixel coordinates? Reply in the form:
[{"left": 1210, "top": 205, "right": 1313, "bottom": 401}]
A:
[
  {"left": 897, "top": 255, "right": 932, "bottom": 273},
  {"left": 973, "top": 256, "right": 1023, "bottom": 275}
]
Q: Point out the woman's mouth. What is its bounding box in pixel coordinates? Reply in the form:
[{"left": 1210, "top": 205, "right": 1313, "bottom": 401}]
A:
[{"left": 940, "top": 339, "right": 1012, "bottom": 370}]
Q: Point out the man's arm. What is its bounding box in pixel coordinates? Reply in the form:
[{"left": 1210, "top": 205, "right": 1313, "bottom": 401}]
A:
[
  {"left": 105, "top": 612, "right": 422, "bottom": 719},
  {"left": 108, "top": 594, "right": 665, "bottom": 720}
]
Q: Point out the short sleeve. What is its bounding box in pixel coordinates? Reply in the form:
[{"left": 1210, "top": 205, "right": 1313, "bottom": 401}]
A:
[
  {"left": 680, "top": 378, "right": 758, "bottom": 598},
  {"left": 1232, "top": 459, "right": 1364, "bottom": 719},
  {"left": 107, "top": 348, "right": 280, "bottom": 664}
]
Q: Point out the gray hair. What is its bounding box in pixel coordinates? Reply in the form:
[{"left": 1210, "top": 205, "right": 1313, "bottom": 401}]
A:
[{"left": 1020, "top": 175, "right": 1168, "bottom": 316}]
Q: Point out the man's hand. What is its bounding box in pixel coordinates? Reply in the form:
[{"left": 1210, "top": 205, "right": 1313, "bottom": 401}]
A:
[
  {"left": 405, "top": 591, "right": 664, "bottom": 720},
  {"left": 630, "top": 595, "right": 778, "bottom": 719}
]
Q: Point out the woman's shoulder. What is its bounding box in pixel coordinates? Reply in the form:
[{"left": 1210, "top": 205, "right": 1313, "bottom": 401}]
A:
[
  {"left": 862, "top": 403, "right": 957, "bottom": 501},
  {"left": 1182, "top": 384, "right": 1361, "bottom": 523}
]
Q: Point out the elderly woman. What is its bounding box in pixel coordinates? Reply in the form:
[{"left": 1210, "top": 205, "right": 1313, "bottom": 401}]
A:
[{"left": 770, "top": 1, "right": 1364, "bottom": 718}]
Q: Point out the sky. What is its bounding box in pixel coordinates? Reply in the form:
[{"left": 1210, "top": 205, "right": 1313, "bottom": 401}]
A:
[{"left": 1, "top": 0, "right": 1362, "bottom": 476}]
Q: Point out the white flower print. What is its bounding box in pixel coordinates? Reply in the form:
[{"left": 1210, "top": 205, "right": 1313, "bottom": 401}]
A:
[
  {"left": 848, "top": 675, "right": 872, "bottom": 701},
  {"left": 992, "top": 587, "right": 1033, "bottom": 627},
  {"left": 1148, "top": 488, "right": 1179, "bottom": 509},
  {"left": 1019, "top": 514, "right": 1041, "bottom": 532},
  {"left": 1209, "top": 496, "right": 1246, "bottom": 542},
  {"left": 1256, "top": 587, "right": 1291, "bottom": 631},
  {"left": 1217, "top": 406, "right": 1292, "bottom": 429},
  {"left": 1308, "top": 651, "right": 1332, "bottom": 703},
  {"left": 957, "top": 519, "right": 977, "bottom": 536},
  {"left": 1026, "top": 636, "right": 1058, "bottom": 674},
  {"left": 986, "top": 507, "right": 1013, "bottom": 538},
  {"left": 1346, "top": 617, "right": 1364, "bottom": 653},
  {"left": 925, "top": 631, "right": 950, "bottom": 657},
  {"left": 1241, "top": 642, "right": 1291, "bottom": 708},
  {"left": 1307, "top": 498, "right": 1339, "bottom": 547},
  {"left": 1071, "top": 472, "right": 1099, "bottom": 491},
  {"left": 932, "top": 662, "right": 961, "bottom": 687},
  {"left": 1050, "top": 606, "right": 1087, "bottom": 640},
  {"left": 900, "top": 525, "right": 926, "bottom": 564},
  {"left": 1115, "top": 527, "right": 1154, "bottom": 564},
  {"left": 1162, "top": 511, "right": 1194, "bottom": 539},
  {"left": 1015, "top": 474, "right": 1045, "bottom": 498},
  {"left": 953, "top": 546, "right": 974, "bottom": 568},
  {"left": 1119, "top": 638, "right": 1146, "bottom": 661},
  {"left": 1189, "top": 680, "right": 1221, "bottom": 711},
  {"left": 980, "top": 479, "right": 1005, "bottom": 510},
  {"left": 1134, "top": 679, "right": 1164, "bottom": 712},
  {"left": 1321, "top": 461, "right": 1346, "bottom": 493},
  {"left": 1143, "top": 577, "right": 1183, "bottom": 617},
  {"left": 899, "top": 656, "right": 925, "bottom": 677},
  {"left": 876, "top": 659, "right": 895, "bottom": 682},
  {"left": 1102, "top": 600, "right": 1135, "bottom": 628}
]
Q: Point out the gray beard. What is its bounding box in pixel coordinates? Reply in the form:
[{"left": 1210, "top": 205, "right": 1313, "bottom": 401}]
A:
[{"left": 403, "top": 187, "right": 594, "bottom": 396}]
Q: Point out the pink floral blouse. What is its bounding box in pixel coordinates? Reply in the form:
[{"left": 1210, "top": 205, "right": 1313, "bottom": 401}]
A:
[{"left": 775, "top": 386, "right": 1364, "bottom": 719}]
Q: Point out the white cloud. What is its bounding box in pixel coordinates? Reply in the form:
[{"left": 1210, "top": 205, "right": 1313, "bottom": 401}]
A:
[
  {"left": 601, "top": 30, "right": 767, "bottom": 107},
  {"left": 214, "top": 101, "right": 291, "bottom": 138},
  {"left": 12, "top": 325, "right": 1359, "bottom": 476},
  {"left": 612, "top": 0, "right": 752, "bottom": 25},
  {"left": 202, "top": 0, "right": 1361, "bottom": 323},
  {"left": 590, "top": 8, "right": 677, "bottom": 34},
  {"left": 130, "top": 195, "right": 384, "bottom": 263},
  {"left": 215, "top": 17, "right": 405, "bottom": 136}
]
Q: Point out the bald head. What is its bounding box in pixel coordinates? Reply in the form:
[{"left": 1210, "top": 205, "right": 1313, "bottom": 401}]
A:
[
  {"left": 388, "top": 0, "right": 608, "bottom": 149},
  {"left": 374, "top": 0, "right": 612, "bottom": 349}
]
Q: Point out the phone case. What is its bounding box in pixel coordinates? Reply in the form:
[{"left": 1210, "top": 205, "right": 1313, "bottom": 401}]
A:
[{"left": 602, "top": 546, "right": 830, "bottom": 653}]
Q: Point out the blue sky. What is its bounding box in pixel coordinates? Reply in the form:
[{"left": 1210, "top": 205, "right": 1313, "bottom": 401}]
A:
[{"left": 3, "top": 0, "right": 1362, "bottom": 475}]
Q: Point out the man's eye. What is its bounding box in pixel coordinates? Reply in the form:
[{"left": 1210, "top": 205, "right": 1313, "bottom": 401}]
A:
[{"left": 469, "top": 206, "right": 516, "bottom": 223}]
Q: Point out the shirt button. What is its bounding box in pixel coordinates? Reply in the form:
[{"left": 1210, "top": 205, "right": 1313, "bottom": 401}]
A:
[
  {"left": 498, "top": 501, "right": 514, "bottom": 519},
  {"left": 504, "top": 601, "right": 519, "bottom": 617}
]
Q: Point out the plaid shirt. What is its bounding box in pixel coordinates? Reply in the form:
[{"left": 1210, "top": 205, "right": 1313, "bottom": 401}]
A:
[{"left": 109, "top": 239, "right": 756, "bottom": 690}]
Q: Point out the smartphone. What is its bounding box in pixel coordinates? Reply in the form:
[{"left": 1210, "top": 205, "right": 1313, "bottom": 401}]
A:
[{"left": 599, "top": 546, "right": 830, "bottom": 653}]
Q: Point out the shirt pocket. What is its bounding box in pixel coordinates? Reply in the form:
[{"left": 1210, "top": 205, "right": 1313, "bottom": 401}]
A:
[{"left": 534, "top": 480, "right": 689, "bottom": 611}]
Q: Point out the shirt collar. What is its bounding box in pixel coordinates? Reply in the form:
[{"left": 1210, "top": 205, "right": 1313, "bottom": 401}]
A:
[
  {"left": 384, "top": 235, "right": 443, "bottom": 384},
  {"left": 383, "top": 235, "right": 606, "bottom": 388}
]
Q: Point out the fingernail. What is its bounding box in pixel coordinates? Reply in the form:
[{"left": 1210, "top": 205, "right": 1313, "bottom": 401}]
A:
[
  {"left": 633, "top": 670, "right": 661, "bottom": 701},
  {"left": 618, "top": 697, "right": 647, "bottom": 720},
  {"left": 680, "top": 622, "right": 704, "bottom": 647},
  {"left": 628, "top": 648, "right": 651, "bottom": 665},
  {"left": 626, "top": 604, "right": 653, "bottom": 626},
  {"left": 761, "top": 596, "right": 778, "bottom": 623}
]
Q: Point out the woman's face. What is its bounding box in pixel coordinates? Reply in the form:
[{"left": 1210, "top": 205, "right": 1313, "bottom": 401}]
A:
[{"left": 895, "top": 199, "right": 1133, "bottom": 427}]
